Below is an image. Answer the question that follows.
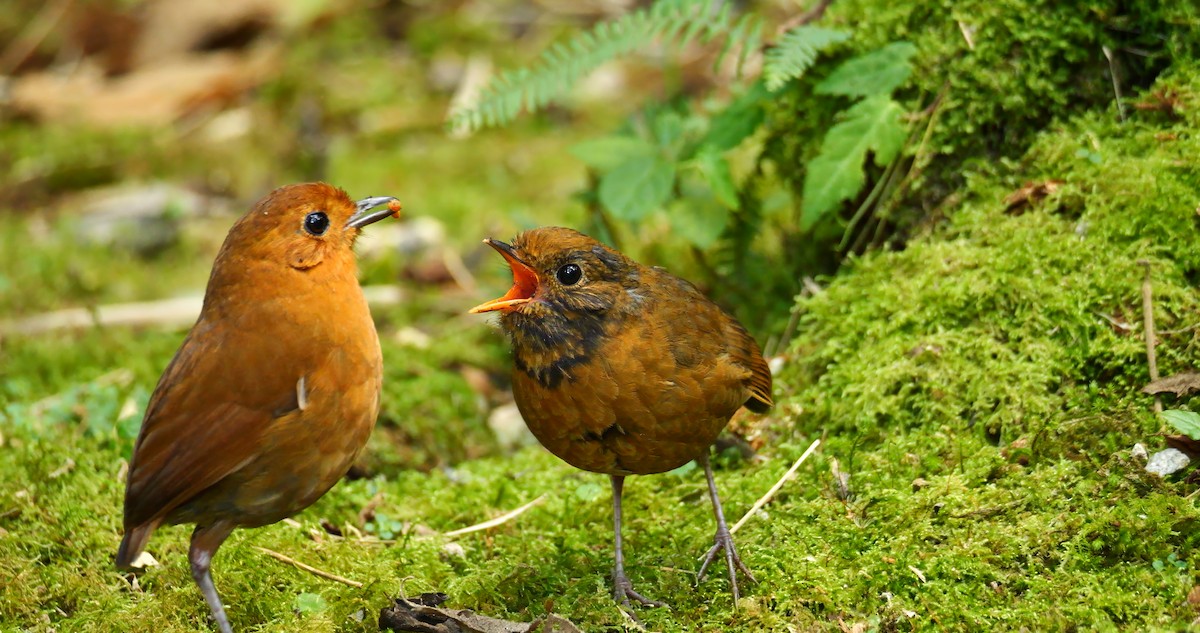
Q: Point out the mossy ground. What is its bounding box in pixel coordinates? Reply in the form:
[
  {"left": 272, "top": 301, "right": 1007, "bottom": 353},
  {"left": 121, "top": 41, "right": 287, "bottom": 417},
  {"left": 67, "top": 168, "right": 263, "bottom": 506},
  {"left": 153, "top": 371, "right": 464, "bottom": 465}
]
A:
[{"left": 3, "top": 3, "right": 1200, "bottom": 633}]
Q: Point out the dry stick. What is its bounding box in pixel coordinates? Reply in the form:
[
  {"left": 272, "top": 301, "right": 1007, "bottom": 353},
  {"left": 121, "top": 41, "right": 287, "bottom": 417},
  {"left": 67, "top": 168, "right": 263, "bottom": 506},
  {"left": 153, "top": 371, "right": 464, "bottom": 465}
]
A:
[
  {"left": 774, "top": 0, "right": 837, "bottom": 36},
  {"left": 1102, "top": 46, "right": 1126, "bottom": 122},
  {"left": 0, "top": 0, "right": 71, "bottom": 75},
  {"left": 1, "top": 285, "right": 407, "bottom": 336},
  {"left": 255, "top": 547, "right": 363, "bottom": 588},
  {"left": 443, "top": 495, "right": 547, "bottom": 538},
  {"left": 1139, "top": 260, "right": 1162, "bottom": 413},
  {"left": 729, "top": 439, "right": 821, "bottom": 535}
]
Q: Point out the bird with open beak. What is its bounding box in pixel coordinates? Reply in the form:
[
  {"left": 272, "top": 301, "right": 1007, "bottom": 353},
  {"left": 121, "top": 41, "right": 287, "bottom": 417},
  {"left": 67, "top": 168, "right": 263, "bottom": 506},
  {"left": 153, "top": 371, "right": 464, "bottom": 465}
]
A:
[{"left": 471, "top": 226, "right": 773, "bottom": 610}]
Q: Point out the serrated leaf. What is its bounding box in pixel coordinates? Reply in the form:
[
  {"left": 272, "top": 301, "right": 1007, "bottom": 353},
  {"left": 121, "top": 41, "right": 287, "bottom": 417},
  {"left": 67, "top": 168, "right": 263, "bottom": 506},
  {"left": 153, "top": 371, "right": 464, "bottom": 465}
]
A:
[
  {"left": 815, "top": 42, "right": 918, "bottom": 97},
  {"left": 1162, "top": 410, "right": 1200, "bottom": 440},
  {"left": 569, "top": 136, "right": 656, "bottom": 172},
  {"left": 691, "top": 149, "right": 738, "bottom": 208},
  {"left": 801, "top": 95, "right": 906, "bottom": 228},
  {"left": 598, "top": 154, "right": 676, "bottom": 221},
  {"left": 763, "top": 26, "right": 850, "bottom": 92},
  {"left": 702, "top": 81, "right": 767, "bottom": 151},
  {"left": 293, "top": 592, "right": 327, "bottom": 614}
]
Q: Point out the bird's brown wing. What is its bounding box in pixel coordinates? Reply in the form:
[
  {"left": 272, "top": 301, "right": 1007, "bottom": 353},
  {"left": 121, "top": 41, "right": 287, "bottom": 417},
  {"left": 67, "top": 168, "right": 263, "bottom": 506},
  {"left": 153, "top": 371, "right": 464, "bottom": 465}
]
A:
[
  {"left": 653, "top": 269, "right": 774, "bottom": 413},
  {"left": 123, "top": 317, "right": 301, "bottom": 530}
]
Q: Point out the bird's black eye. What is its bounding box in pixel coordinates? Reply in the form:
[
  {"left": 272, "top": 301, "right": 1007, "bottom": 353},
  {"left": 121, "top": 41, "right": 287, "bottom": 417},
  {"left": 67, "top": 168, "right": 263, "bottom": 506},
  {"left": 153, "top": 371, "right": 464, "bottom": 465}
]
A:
[
  {"left": 556, "top": 263, "right": 582, "bottom": 286},
  {"left": 303, "top": 211, "right": 329, "bottom": 236}
]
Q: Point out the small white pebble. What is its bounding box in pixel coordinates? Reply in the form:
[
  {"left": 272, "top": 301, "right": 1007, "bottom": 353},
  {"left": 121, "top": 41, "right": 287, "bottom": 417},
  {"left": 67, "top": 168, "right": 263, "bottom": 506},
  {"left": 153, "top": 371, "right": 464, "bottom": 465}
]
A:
[
  {"left": 768, "top": 356, "right": 786, "bottom": 375},
  {"left": 442, "top": 542, "right": 466, "bottom": 558},
  {"left": 130, "top": 552, "right": 160, "bottom": 569},
  {"left": 1145, "top": 448, "right": 1191, "bottom": 477},
  {"left": 394, "top": 326, "right": 432, "bottom": 349},
  {"left": 1131, "top": 443, "right": 1148, "bottom": 461}
]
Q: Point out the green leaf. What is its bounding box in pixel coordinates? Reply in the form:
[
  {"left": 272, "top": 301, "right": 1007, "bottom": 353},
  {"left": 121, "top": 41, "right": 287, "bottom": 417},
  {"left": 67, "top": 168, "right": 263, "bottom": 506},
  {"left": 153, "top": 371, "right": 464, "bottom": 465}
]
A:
[
  {"left": 653, "top": 110, "right": 686, "bottom": 150},
  {"left": 702, "top": 81, "right": 767, "bottom": 151},
  {"left": 293, "top": 593, "right": 327, "bottom": 614},
  {"left": 666, "top": 196, "right": 730, "bottom": 249},
  {"left": 574, "top": 481, "right": 605, "bottom": 502},
  {"left": 801, "top": 95, "right": 906, "bottom": 228},
  {"left": 1161, "top": 410, "right": 1200, "bottom": 440},
  {"left": 763, "top": 26, "right": 850, "bottom": 92},
  {"left": 691, "top": 149, "right": 738, "bottom": 209},
  {"left": 815, "top": 42, "right": 917, "bottom": 97},
  {"left": 569, "top": 136, "right": 656, "bottom": 172},
  {"left": 598, "top": 154, "right": 676, "bottom": 221}
]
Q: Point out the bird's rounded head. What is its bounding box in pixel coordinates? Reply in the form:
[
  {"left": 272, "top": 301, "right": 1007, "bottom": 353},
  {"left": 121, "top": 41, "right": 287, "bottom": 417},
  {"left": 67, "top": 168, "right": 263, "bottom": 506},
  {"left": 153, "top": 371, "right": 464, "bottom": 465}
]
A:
[
  {"left": 470, "top": 227, "right": 644, "bottom": 349},
  {"left": 214, "top": 183, "right": 399, "bottom": 275}
]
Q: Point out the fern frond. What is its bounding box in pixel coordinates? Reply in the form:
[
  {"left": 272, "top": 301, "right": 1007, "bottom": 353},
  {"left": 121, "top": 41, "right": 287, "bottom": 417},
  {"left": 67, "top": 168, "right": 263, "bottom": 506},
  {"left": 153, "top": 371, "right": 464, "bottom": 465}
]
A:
[
  {"left": 762, "top": 25, "right": 850, "bottom": 92},
  {"left": 448, "top": 0, "right": 762, "bottom": 133}
]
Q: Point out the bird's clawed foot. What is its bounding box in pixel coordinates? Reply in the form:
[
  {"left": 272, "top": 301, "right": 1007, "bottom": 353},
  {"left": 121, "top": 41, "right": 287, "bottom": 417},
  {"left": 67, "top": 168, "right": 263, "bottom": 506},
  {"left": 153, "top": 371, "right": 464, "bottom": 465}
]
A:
[
  {"left": 612, "top": 569, "right": 665, "bottom": 609},
  {"left": 696, "top": 525, "right": 756, "bottom": 601}
]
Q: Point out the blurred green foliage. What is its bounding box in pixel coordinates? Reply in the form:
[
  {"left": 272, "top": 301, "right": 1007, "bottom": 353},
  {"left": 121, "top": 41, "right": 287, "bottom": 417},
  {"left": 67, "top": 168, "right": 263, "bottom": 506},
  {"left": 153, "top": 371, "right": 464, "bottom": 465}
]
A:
[{"left": 457, "top": 0, "right": 1199, "bottom": 332}]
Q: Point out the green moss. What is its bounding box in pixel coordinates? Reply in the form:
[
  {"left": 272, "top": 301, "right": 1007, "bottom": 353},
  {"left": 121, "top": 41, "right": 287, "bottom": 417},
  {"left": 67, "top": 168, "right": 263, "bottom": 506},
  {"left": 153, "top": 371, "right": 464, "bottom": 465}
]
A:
[
  {"left": 3, "top": 7, "right": 1200, "bottom": 633},
  {"left": 762, "top": 0, "right": 1199, "bottom": 253}
]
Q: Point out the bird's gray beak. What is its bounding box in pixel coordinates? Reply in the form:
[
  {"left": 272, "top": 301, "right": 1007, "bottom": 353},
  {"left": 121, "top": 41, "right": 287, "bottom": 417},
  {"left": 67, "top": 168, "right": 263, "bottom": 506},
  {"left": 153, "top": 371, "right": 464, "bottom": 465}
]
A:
[{"left": 346, "top": 196, "right": 401, "bottom": 228}]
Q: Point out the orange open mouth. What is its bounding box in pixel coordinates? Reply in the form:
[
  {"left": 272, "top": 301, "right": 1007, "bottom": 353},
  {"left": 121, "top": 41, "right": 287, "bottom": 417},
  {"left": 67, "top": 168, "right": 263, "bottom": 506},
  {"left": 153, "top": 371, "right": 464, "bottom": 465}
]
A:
[{"left": 469, "top": 238, "right": 539, "bottom": 313}]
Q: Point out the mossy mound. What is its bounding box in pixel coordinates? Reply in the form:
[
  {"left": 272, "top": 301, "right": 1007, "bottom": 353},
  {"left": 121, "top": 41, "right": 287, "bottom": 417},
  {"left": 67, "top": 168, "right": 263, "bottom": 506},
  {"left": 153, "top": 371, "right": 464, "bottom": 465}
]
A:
[{"left": 765, "top": 63, "right": 1200, "bottom": 629}]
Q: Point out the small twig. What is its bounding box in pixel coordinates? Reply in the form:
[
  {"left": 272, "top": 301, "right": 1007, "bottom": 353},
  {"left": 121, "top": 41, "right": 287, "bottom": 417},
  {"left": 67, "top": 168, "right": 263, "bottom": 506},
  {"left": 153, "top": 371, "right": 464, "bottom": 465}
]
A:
[
  {"left": 255, "top": 547, "right": 363, "bottom": 588},
  {"left": 1139, "top": 260, "right": 1161, "bottom": 413},
  {"left": 774, "top": 0, "right": 836, "bottom": 37},
  {"left": 1102, "top": 45, "right": 1126, "bottom": 122},
  {"left": 442, "top": 247, "right": 478, "bottom": 294},
  {"left": 729, "top": 439, "right": 821, "bottom": 534},
  {"left": 0, "top": 0, "right": 72, "bottom": 75},
  {"left": 1159, "top": 322, "right": 1200, "bottom": 336},
  {"left": 1094, "top": 311, "right": 1134, "bottom": 332},
  {"left": 1, "top": 285, "right": 407, "bottom": 335},
  {"left": 443, "top": 495, "right": 546, "bottom": 537},
  {"left": 956, "top": 20, "right": 976, "bottom": 50}
]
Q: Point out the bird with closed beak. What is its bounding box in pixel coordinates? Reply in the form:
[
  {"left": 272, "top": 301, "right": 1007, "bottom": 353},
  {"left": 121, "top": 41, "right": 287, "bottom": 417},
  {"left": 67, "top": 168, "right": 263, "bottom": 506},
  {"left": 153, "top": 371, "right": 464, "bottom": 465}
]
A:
[
  {"left": 115, "top": 183, "right": 401, "bottom": 633},
  {"left": 470, "top": 227, "right": 772, "bottom": 609}
]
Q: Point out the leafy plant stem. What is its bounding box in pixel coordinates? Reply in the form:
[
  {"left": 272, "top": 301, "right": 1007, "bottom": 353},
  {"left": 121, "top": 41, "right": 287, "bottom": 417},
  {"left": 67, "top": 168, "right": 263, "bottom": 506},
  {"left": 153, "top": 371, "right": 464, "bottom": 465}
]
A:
[{"left": 839, "top": 152, "right": 900, "bottom": 252}]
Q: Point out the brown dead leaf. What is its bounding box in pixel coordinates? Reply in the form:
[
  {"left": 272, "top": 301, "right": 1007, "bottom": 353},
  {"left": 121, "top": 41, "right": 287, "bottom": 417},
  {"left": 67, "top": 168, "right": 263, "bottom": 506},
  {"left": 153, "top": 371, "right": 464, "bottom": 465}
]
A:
[
  {"left": 132, "top": 0, "right": 286, "bottom": 68},
  {"left": 1165, "top": 435, "right": 1200, "bottom": 460},
  {"left": 1133, "top": 89, "right": 1183, "bottom": 118},
  {"left": 1187, "top": 585, "right": 1200, "bottom": 609},
  {"left": 1003, "top": 180, "right": 1065, "bottom": 215},
  {"left": 378, "top": 594, "right": 583, "bottom": 633},
  {"left": 319, "top": 518, "right": 344, "bottom": 537},
  {"left": 1142, "top": 372, "right": 1200, "bottom": 397},
  {"left": 459, "top": 365, "right": 502, "bottom": 403},
  {"left": 11, "top": 47, "right": 279, "bottom": 126},
  {"left": 357, "top": 491, "right": 385, "bottom": 526}
]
